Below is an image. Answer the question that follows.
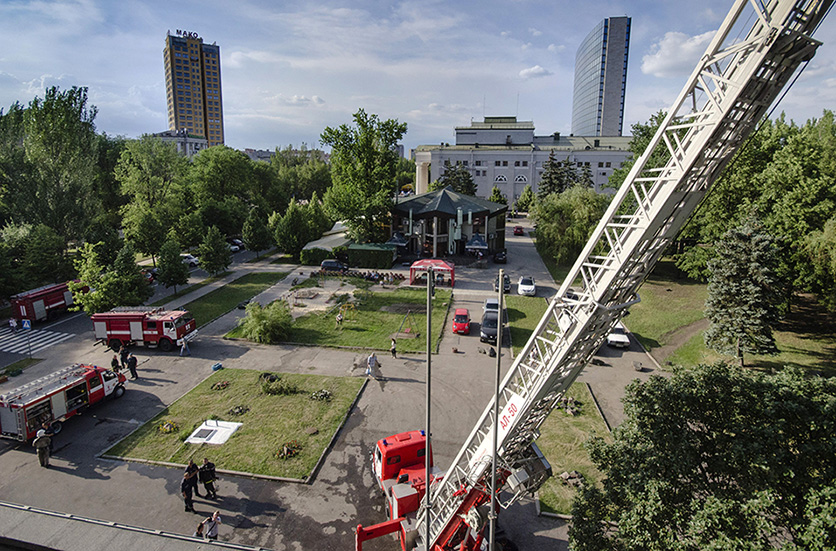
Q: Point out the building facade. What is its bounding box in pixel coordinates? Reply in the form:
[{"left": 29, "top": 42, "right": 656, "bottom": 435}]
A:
[
  {"left": 163, "top": 30, "right": 225, "bottom": 147},
  {"left": 413, "top": 117, "right": 632, "bottom": 202},
  {"left": 153, "top": 130, "right": 208, "bottom": 158},
  {"left": 571, "top": 16, "right": 631, "bottom": 137}
]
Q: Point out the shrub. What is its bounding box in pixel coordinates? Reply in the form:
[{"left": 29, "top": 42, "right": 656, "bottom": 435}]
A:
[
  {"left": 261, "top": 378, "right": 299, "bottom": 395},
  {"left": 300, "top": 247, "right": 331, "bottom": 266},
  {"left": 238, "top": 300, "right": 293, "bottom": 344}
]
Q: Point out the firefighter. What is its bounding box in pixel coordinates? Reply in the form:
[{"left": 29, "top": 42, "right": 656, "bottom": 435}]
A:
[
  {"left": 199, "top": 457, "right": 218, "bottom": 499},
  {"left": 181, "top": 472, "right": 195, "bottom": 512},
  {"left": 119, "top": 345, "right": 129, "bottom": 370},
  {"left": 111, "top": 354, "right": 120, "bottom": 373},
  {"left": 32, "top": 429, "right": 51, "bottom": 468},
  {"left": 127, "top": 353, "right": 139, "bottom": 379}
]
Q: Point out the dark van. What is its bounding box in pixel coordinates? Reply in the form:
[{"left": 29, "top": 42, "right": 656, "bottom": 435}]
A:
[{"left": 320, "top": 259, "right": 348, "bottom": 272}]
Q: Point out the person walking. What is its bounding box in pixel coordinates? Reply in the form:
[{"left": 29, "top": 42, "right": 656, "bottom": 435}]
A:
[
  {"left": 366, "top": 352, "right": 378, "bottom": 379},
  {"left": 201, "top": 511, "right": 222, "bottom": 541},
  {"left": 181, "top": 472, "right": 195, "bottom": 512},
  {"left": 127, "top": 353, "right": 139, "bottom": 379},
  {"left": 186, "top": 459, "right": 202, "bottom": 497},
  {"left": 390, "top": 338, "right": 397, "bottom": 358},
  {"left": 9, "top": 317, "right": 17, "bottom": 334},
  {"left": 119, "top": 345, "right": 129, "bottom": 370},
  {"left": 33, "top": 429, "right": 51, "bottom": 468},
  {"left": 199, "top": 457, "right": 218, "bottom": 499},
  {"left": 110, "top": 354, "right": 120, "bottom": 373},
  {"left": 179, "top": 338, "right": 191, "bottom": 357}
]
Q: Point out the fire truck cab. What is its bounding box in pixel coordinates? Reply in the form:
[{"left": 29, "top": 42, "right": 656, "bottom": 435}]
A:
[
  {"left": 90, "top": 307, "right": 197, "bottom": 352},
  {"left": 0, "top": 364, "right": 127, "bottom": 441}
]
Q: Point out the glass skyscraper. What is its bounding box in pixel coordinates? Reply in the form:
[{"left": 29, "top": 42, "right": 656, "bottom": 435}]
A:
[
  {"left": 571, "top": 16, "right": 631, "bottom": 137},
  {"left": 163, "top": 31, "right": 225, "bottom": 147}
]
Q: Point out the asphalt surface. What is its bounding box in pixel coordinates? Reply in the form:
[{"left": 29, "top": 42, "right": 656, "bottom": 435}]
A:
[{"left": 0, "top": 219, "right": 663, "bottom": 551}]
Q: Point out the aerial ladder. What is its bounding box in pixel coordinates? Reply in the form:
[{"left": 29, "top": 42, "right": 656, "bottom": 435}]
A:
[{"left": 404, "top": 1, "right": 833, "bottom": 549}]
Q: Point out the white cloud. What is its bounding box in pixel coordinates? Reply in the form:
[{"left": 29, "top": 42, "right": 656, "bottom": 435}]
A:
[
  {"left": 547, "top": 44, "right": 565, "bottom": 53},
  {"left": 641, "top": 30, "right": 715, "bottom": 78},
  {"left": 528, "top": 27, "right": 542, "bottom": 37},
  {"left": 519, "top": 65, "right": 552, "bottom": 79}
]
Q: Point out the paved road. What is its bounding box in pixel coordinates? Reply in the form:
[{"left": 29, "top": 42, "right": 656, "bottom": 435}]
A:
[{"left": 0, "top": 221, "right": 659, "bottom": 551}]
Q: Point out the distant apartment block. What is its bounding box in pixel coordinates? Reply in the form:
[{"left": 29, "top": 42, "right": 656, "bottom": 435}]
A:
[
  {"left": 153, "top": 130, "right": 208, "bottom": 158},
  {"left": 163, "top": 30, "right": 225, "bottom": 147},
  {"left": 413, "top": 117, "right": 631, "bottom": 200},
  {"left": 571, "top": 16, "right": 631, "bottom": 137}
]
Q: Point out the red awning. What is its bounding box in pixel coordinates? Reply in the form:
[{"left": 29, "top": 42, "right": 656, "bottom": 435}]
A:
[{"left": 409, "top": 259, "right": 455, "bottom": 287}]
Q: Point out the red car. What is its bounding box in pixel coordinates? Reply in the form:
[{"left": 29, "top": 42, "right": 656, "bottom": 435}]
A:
[
  {"left": 452, "top": 308, "right": 471, "bottom": 335},
  {"left": 513, "top": 226, "right": 524, "bottom": 235}
]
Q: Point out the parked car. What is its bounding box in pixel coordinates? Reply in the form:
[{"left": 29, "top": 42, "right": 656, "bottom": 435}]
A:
[
  {"left": 493, "top": 250, "right": 507, "bottom": 264},
  {"left": 451, "top": 308, "right": 471, "bottom": 335},
  {"left": 227, "top": 238, "right": 245, "bottom": 250},
  {"left": 606, "top": 321, "right": 631, "bottom": 348},
  {"left": 494, "top": 274, "right": 511, "bottom": 293},
  {"left": 140, "top": 267, "right": 157, "bottom": 283},
  {"left": 483, "top": 298, "right": 500, "bottom": 314},
  {"left": 480, "top": 311, "right": 499, "bottom": 343},
  {"left": 226, "top": 242, "right": 240, "bottom": 253},
  {"left": 320, "top": 259, "right": 348, "bottom": 272},
  {"left": 181, "top": 254, "right": 199, "bottom": 267},
  {"left": 517, "top": 276, "right": 536, "bottom": 296},
  {"left": 513, "top": 226, "right": 524, "bottom": 236}
]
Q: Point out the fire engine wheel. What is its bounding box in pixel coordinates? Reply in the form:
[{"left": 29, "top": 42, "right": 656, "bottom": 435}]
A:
[
  {"left": 158, "top": 338, "right": 173, "bottom": 352},
  {"left": 50, "top": 421, "right": 63, "bottom": 435},
  {"left": 113, "top": 385, "right": 125, "bottom": 398},
  {"left": 109, "top": 339, "right": 122, "bottom": 352}
]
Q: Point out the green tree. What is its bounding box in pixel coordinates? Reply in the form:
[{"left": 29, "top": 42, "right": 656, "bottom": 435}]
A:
[
  {"left": 530, "top": 185, "right": 611, "bottom": 265},
  {"left": 123, "top": 209, "right": 165, "bottom": 265},
  {"left": 704, "top": 217, "right": 783, "bottom": 366},
  {"left": 271, "top": 143, "right": 331, "bottom": 201},
  {"left": 112, "top": 241, "right": 153, "bottom": 305},
  {"left": 242, "top": 206, "right": 273, "bottom": 259},
  {"left": 805, "top": 215, "right": 836, "bottom": 310},
  {"left": 197, "top": 225, "right": 231, "bottom": 276},
  {"left": 174, "top": 211, "right": 206, "bottom": 250},
  {"left": 321, "top": 109, "right": 407, "bottom": 242},
  {"left": 270, "top": 198, "right": 308, "bottom": 260},
  {"left": 516, "top": 184, "right": 535, "bottom": 211},
  {"left": 156, "top": 238, "right": 189, "bottom": 294},
  {"left": 306, "top": 191, "right": 332, "bottom": 238},
  {"left": 12, "top": 86, "right": 100, "bottom": 242},
  {"left": 432, "top": 160, "right": 476, "bottom": 195},
  {"left": 198, "top": 198, "right": 247, "bottom": 239},
  {"left": 570, "top": 363, "right": 836, "bottom": 551},
  {"left": 22, "top": 223, "right": 73, "bottom": 286},
  {"left": 190, "top": 145, "right": 253, "bottom": 205},
  {"left": 487, "top": 186, "right": 507, "bottom": 205},
  {"left": 238, "top": 300, "right": 293, "bottom": 344},
  {"left": 70, "top": 241, "right": 151, "bottom": 315},
  {"left": 85, "top": 215, "right": 123, "bottom": 265},
  {"left": 395, "top": 157, "right": 416, "bottom": 193},
  {"left": 537, "top": 151, "right": 576, "bottom": 198}
]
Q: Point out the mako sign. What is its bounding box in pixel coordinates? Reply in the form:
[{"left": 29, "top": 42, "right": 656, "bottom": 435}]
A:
[{"left": 176, "top": 29, "right": 200, "bottom": 39}]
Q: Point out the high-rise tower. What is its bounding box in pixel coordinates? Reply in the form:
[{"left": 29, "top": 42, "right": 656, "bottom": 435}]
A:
[
  {"left": 571, "top": 16, "right": 630, "bottom": 137},
  {"left": 163, "top": 30, "right": 224, "bottom": 147}
]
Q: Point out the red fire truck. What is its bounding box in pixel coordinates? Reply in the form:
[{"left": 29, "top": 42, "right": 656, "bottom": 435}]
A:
[
  {"left": 90, "top": 307, "right": 198, "bottom": 352},
  {"left": 0, "top": 364, "right": 127, "bottom": 441},
  {"left": 11, "top": 282, "right": 76, "bottom": 323}
]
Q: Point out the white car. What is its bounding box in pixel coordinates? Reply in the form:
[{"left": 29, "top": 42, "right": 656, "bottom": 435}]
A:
[
  {"left": 517, "top": 276, "right": 536, "bottom": 296},
  {"left": 180, "top": 254, "right": 200, "bottom": 267},
  {"left": 483, "top": 298, "right": 500, "bottom": 314},
  {"left": 606, "top": 321, "right": 631, "bottom": 348},
  {"left": 226, "top": 243, "right": 240, "bottom": 253}
]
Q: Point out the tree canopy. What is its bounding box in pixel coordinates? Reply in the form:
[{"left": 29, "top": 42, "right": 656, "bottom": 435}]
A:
[
  {"left": 430, "top": 160, "right": 476, "bottom": 195},
  {"left": 321, "top": 109, "right": 406, "bottom": 242},
  {"left": 531, "top": 185, "right": 611, "bottom": 265},
  {"left": 570, "top": 362, "right": 836, "bottom": 551}
]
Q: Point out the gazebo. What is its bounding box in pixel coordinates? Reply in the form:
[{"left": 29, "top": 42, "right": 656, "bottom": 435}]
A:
[{"left": 409, "top": 259, "right": 455, "bottom": 287}]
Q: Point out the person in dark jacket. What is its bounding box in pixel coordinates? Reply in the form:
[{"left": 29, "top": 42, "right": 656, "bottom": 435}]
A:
[
  {"left": 33, "top": 429, "right": 51, "bottom": 468},
  {"left": 198, "top": 457, "right": 218, "bottom": 499},
  {"left": 186, "top": 459, "right": 202, "bottom": 497},
  {"left": 119, "top": 345, "right": 129, "bottom": 369},
  {"left": 127, "top": 353, "right": 139, "bottom": 379},
  {"left": 181, "top": 472, "right": 195, "bottom": 512}
]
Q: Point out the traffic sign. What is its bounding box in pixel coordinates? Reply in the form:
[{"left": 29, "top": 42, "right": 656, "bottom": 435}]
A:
[{"left": 21, "top": 320, "right": 31, "bottom": 330}]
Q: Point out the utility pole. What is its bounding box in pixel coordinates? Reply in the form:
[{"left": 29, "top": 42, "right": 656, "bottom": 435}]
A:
[
  {"left": 425, "top": 266, "right": 433, "bottom": 547},
  {"left": 489, "top": 268, "right": 504, "bottom": 550}
]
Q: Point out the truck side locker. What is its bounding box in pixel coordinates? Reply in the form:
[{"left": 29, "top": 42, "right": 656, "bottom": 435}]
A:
[
  {"left": 93, "top": 321, "right": 108, "bottom": 340},
  {"left": 130, "top": 321, "right": 143, "bottom": 341},
  {"left": 51, "top": 392, "right": 68, "bottom": 418},
  {"left": 33, "top": 300, "right": 46, "bottom": 321},
  {"left": 63, "top": 289, "right": 74, "bottom": 306}
]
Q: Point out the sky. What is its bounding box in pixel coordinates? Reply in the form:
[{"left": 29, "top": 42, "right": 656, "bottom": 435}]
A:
[{"left": 1, "top": 0, "right": 834, "bottom": 154}]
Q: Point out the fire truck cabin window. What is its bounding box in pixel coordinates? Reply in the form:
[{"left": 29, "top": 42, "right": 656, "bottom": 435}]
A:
[
  {"left": 89, "top": 374, "right": 102, "bottom": 390},
  {"left": 146, "top": 321, "right": 157, "bottom": 330},
  {"left": 102, "top": 371, "right": 117, "bottom": 381}
]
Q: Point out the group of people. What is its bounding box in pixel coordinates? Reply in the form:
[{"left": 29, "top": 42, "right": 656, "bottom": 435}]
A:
[
  {"left": 319, "top": 269, "right": 405, "bottom": 283},
  {"left": 181, "top": 458, "right": 219, "bottom": 513},
  {"left": 110, "top": 345, "right": 139, "bottom": 379}
]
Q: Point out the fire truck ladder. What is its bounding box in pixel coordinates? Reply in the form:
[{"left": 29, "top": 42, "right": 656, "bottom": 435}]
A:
[{"left": 415, "top": 1, "right": 832, "bottom": 549}]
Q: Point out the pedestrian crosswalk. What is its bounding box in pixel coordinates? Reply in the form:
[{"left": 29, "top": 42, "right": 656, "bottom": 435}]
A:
[{"left": 0, "top": 327, "right": 75, "bottom": 356}]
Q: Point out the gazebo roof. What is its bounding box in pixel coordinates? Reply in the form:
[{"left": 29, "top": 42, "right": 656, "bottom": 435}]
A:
[{"left": 393, "top": 186, "right": 507, "bottom": 219}]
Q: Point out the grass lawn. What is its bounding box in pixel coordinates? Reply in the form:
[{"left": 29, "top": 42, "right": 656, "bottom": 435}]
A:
[
  {"left": 148, "top": 271, "right": 232, "bottom": 307},
  {"left": 105, "top": 369, "right": 364, "bottom": 479},
  {"left": 287, "top": 288, "right": 451, "bottom": 353},
  {"left": 505, "top": 296, "right": 549, "bottom": 356},
  {"left": 537, "top": 382, "right": 611, "bottom": 515},
  {"left": 182, "top": 272, "right": 288, "bottom": 327},
  {"left": 2, "top": 357, "right": 43, "bottom": 378}
]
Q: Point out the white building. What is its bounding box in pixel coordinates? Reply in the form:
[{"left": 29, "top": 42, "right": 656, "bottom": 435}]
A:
[
  {"left": 413, "top": 117, "right": 632, "bottom": 201},
  {"left": 153, "top": 129, "right": 208, "bottom": 158}
]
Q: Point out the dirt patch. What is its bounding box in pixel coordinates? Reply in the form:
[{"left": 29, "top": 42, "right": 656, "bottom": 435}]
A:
[
  {"left": 380, "top": 303, "right": 427, "bottom": 315},
  {"left": 646, "top": 318, "right": 709, "bottom": 365}
]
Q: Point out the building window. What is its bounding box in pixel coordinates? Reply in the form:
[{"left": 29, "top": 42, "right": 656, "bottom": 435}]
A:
[
  {"left": 514, "top": 160, "right": 520, "bottom": 167},
  {"left": 495, "top": 175, "right": 507, "bottom": 183},
  {"left": 495, "top": 161, "right": 501, "bottom": 167},
  {"left": 502, "top": 161, "right": 508, "bottom": 167},
  {"left": 598, "top": 162, "right": 604, "bottom": 167},
  {"left": 606, "top": 162, "right": 611, "bottom": 167},
  {"left": 475, "top": 160, "right": 482, "bottom": 166},
  {"left": 514, "top": 175, "right": 528, "bottom": 183},
  {"left": 522, "top": 161, "right": 528, "bottom": 167}
]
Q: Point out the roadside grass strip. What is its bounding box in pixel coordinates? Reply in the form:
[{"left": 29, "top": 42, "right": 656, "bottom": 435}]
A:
[
  {"left": 505, "top": 296, "right": 549, "bottom": 357},
  {"left": 104, "top": 368, "right": 364, "bottom": 480},
  {"left": 183, "top": 272, "right": 288, "bottom": 326},
  {"left": 537, "top": 382, "right": 611, "bottom": 515}
]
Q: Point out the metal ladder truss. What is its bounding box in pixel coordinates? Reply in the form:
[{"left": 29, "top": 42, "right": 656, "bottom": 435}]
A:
[{"left": 416, "top": 0, "right": 831, "bottom": 548}]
